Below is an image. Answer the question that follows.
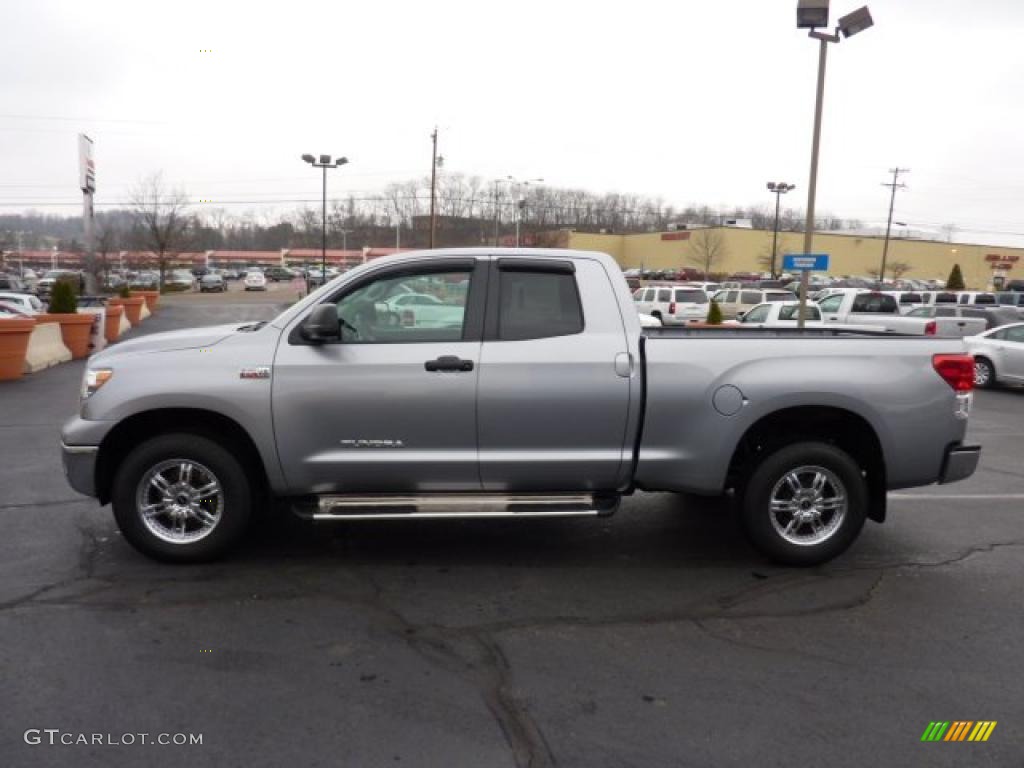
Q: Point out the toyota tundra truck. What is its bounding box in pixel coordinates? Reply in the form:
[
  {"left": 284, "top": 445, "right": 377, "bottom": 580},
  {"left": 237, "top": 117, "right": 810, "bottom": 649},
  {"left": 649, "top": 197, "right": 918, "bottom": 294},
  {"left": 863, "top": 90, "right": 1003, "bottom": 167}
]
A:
[{"left": 61, "top": 249, "right": 981, "bottom": 565}]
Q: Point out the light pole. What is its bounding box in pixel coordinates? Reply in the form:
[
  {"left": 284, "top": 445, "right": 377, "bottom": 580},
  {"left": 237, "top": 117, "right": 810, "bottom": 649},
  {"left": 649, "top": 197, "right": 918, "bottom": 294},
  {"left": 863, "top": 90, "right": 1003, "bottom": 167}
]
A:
[
  {"left": 301, "top": 153, "right": 348, "bottom": 290},
  {"left": 766, "top": 182, "right": 795, "bottom": 278},
  {"left": 507, "top": 176, "right": 543, "bottom": 247},
  {"left": 795, "top": 0, "right": 873, "bottom": 325}
]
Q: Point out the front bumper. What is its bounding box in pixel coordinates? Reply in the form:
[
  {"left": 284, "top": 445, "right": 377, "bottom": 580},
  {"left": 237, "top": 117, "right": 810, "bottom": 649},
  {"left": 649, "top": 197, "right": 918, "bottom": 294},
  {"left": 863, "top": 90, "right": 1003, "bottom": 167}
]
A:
[
  {"left": 61, "top": 442, "right": 99, "bottom": 497},
  {"left": 938, "top": 444, "right": 981, "bottom": 485}
]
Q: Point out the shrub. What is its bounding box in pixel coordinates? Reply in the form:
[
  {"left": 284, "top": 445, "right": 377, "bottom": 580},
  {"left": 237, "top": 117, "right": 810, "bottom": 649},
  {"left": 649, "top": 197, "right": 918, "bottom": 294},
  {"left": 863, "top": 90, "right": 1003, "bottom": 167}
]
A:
[
  {"left": 946, "top": 264, "right": 965, "bottom": 290},
  {"left": 706, "top": 299, "right": 723, "bottom": 325},
  {"left": 117, "top": 285, "right": 132, "bottom": 299},
  {"left": 49, "top": 281, "right": 78, "bottom": 314}
]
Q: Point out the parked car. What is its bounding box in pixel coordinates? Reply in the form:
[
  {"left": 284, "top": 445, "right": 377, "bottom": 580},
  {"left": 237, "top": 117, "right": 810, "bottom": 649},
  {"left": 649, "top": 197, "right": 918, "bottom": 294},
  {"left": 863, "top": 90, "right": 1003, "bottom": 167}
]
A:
[
  {"left": 0, "top": 291, "right": 44, "bottom": 314},
  {"left": 36, "top": 270, "right": 80, "bottom": 297},
  {"left": 264, "top": 266, "right": 297, "bottom": 282},
  {"left": 638, "top": 313, "right": 661, "bottom": 328},
  {"left": 129, "top": 272, "right": 159, "bottom": 289},
  {"left": 956, "top": 291, "right": 998, "bottom": 307},
  {"left": 634, "top": 284, "right": 710, "bottom": 325},
  {"left": 0, "top": 301, "right": 32, "bottom": 318},
  {"left": 244, "top": 271, "right": 268, "bottom": 291},
  {"left": 221, "top": 269, "right": 241, "bottom": 281},
  {"left": 710, "top": 288, "right": 797, "bottom": 320},
  {"left": 907, "top": 305, "right": 1017, "bottom": 332},
  {"left": 816, "top": 289, "right": 968, "bottom": 336},
  {"left": 199, "top": 274, "right": 227, "bottom": 293},
  {"left": 0, "top": 274, "right": 28, "bottom": 292},
  {"left": 63, "top": 248, "right": 979, "bottom": 567},
  {"left": 682, "top": 281, "right": 721, "bottom": 297},
  {"left": 964, "top": 322, "right": 1024, "bottom": 388},
  {"left": 380, "top": 292, "right": 464, "bottom": 328},
  {"left": 731, "top": 301, "right": 824, "bottom": 327}
]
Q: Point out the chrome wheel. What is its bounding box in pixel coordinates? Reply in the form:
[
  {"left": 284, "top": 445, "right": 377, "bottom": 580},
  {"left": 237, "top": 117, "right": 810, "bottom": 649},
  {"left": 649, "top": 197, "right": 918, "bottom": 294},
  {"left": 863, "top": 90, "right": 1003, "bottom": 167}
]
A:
[
  {"left": 974, "top": 360, "right": 992, "bottom": 387},
  {"left": 135, "top": 459, "right": 223, "bottom": 544},
  {"left": 768, "top": 465, "right": 847, "bottom": 547}
]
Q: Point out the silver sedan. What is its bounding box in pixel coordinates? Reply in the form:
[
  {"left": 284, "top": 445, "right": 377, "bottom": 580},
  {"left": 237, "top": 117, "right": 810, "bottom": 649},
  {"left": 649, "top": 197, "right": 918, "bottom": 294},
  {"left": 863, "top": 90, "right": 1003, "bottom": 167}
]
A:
[{"left": 964, "top": 322, "right": 1024, "bottom": 388}]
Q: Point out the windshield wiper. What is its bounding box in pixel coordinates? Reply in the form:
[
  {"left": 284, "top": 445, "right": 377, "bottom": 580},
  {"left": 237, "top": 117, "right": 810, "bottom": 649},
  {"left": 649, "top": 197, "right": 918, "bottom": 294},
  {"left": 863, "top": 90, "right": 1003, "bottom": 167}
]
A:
[{"left": 237, "top": 321, "right": 267, "bottom": 332}]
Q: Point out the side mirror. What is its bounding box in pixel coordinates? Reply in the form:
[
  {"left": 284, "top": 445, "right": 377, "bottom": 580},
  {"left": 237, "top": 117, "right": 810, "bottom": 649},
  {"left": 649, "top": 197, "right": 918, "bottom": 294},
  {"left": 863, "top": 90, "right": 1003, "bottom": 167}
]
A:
[
  {"left": 302, "top": 304, "right": 340, "bottom": 342},
  {"left": 736, "top": 311, "right": 747, "bottom": 321}
]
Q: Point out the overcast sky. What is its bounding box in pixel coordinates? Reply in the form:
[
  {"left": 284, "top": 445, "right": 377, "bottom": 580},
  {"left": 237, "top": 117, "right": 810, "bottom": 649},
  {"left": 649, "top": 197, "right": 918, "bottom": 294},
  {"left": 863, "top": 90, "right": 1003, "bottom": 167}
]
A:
[{"left": 3, "top": 0, "right": 1024, "bottom": 245}]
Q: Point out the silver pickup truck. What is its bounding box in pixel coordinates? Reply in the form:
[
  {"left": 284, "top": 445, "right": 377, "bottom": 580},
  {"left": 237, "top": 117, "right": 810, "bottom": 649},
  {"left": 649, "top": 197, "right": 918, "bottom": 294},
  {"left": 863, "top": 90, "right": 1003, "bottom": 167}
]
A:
[{"left": 62, "top": 249, "right": 981, "bottom": 566}]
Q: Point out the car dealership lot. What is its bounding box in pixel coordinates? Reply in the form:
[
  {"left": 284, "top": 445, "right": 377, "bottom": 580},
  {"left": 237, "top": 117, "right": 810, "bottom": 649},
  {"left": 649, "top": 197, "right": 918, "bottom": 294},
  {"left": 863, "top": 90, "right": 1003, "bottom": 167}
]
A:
[{"left": 2, "top": 294, "right": 1023, "bottom": 768}]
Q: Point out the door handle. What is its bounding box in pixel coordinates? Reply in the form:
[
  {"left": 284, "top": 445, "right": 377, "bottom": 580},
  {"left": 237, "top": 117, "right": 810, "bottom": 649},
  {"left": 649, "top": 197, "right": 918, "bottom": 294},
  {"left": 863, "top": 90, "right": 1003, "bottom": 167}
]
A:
[{"left": 425, "top": 355, "right": 474, "bottom": 372}]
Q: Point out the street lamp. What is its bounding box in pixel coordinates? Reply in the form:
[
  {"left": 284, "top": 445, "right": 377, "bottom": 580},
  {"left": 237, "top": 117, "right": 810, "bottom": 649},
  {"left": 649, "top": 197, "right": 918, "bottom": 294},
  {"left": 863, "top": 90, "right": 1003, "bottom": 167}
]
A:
[
  {"left": 301, "top": 153, "right": 349, "bottom": 290},
  {"left": 795, "top": 0, "right": 873, "bottom": 325},
  {"left": 503, "top": 176, "right": 543, "bottom": 247},
  {"left": 766, "top": 182, "right": 796, "bottom": 278}
]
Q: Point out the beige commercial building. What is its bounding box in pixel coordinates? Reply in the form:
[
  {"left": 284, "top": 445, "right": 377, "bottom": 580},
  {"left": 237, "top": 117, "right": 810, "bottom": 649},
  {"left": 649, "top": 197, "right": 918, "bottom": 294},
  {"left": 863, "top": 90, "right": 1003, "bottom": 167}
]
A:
[{"left": 556, "top": 228, "right": 1023, "bottom": 290}]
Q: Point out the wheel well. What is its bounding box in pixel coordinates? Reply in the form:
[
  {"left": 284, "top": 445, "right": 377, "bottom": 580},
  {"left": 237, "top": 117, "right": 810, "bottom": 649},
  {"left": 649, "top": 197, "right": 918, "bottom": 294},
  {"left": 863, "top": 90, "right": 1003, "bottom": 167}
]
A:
[
  {"left": 95, "top": 408, "right": 268, "bottom": 505},
  {"left": 727, "top": 406, "right": 887, "bottom": 522}
]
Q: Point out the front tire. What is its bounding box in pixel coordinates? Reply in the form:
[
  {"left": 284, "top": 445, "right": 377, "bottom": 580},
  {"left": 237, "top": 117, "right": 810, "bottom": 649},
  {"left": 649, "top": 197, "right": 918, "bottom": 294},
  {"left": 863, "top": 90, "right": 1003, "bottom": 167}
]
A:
[
  {"left": 111, "top": 433, "right": 252, "bottom": 562},
  {"left": 741, "top": 441, "right": 867, "bottom": 566},
  {"left": 974, "top": 357, "right": 996, "bottom": 389}
]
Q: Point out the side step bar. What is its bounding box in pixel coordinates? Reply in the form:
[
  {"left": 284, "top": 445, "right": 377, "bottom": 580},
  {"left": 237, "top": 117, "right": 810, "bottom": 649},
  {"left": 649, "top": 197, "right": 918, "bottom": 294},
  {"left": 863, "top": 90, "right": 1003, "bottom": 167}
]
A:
[{"left": 307, "top": 493, "right": 619, "bottom": 521}]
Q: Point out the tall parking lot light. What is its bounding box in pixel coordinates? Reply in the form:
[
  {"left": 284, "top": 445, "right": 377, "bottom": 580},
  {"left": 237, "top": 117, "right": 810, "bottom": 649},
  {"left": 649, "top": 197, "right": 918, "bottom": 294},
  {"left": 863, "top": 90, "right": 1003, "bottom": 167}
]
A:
[
  {"left": 767, "top": 182, "right": 796, "bottom": 278},
  {"left": 301, "top": 153, "right": 349, "bottom": 290},
  {"left": 795, "top": 1, "right": 873, "bottom": 327}
]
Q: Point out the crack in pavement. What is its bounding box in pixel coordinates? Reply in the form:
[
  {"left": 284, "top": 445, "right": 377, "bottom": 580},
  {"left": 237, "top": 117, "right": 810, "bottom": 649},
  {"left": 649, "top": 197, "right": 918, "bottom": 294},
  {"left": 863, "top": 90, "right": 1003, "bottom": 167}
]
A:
[{"left": 3, "top": 536, "right": 1021, "bottom": 766}]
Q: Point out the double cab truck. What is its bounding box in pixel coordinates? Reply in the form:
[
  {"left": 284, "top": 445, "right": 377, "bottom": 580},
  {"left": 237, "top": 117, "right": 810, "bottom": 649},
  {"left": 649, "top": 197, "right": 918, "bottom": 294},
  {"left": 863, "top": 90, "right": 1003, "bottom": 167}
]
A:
[{"left": 62, "top": 249, "right": 981, "bottom": 566}]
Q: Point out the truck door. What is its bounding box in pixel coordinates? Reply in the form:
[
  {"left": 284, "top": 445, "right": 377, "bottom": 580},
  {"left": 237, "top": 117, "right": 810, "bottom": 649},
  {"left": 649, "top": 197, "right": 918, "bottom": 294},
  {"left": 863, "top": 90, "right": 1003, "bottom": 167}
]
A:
[
  {"left": 476, "top": 257, "right": 632, "bottom": 491},
  {"left": 272, "top": 259, "right": 487, "bottom": 493}
]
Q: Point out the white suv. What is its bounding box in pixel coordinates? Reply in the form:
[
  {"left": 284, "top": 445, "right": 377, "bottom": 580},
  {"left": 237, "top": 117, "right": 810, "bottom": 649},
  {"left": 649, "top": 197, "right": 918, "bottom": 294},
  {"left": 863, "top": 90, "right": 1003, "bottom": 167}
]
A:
[{"left": 633, "top": 284, "right": 710, "bottom": 325}]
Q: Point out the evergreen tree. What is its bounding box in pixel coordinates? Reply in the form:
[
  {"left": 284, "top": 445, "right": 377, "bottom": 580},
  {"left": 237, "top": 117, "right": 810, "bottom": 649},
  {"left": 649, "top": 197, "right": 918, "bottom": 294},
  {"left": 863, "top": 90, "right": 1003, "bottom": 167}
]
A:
[{"left": 946, "top": 264, "right": 965, "bottom": 290}]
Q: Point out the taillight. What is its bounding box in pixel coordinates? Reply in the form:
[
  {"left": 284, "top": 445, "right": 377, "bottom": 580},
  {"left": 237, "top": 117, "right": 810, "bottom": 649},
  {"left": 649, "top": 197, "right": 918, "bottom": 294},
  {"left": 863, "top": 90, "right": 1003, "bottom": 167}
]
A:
[
  {"left": 668, "top": 302, "right": 676, "bottom": 315},
  {"left": 924, "top": 320, "right": 937, "bottom": 335},
  {"left": 932, "top": 354, "right": 974, "bottom": 392}
]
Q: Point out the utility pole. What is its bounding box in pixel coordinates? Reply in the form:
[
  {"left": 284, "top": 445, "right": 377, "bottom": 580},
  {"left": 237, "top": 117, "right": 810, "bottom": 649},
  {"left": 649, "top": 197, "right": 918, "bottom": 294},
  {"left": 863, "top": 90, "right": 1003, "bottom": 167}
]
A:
[
  {"left": 429, "top": 127, "right": 439, "bottom": 249},
  {"left": 879, "top": 167, "right": 910, "bottom": 285}
]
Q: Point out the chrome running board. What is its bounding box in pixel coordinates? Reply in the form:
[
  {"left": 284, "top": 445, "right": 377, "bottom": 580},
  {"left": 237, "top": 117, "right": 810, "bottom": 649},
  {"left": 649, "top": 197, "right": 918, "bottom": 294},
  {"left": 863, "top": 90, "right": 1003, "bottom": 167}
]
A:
[{"left": 310, "top": 493, "right": 618, "bottom": 520}]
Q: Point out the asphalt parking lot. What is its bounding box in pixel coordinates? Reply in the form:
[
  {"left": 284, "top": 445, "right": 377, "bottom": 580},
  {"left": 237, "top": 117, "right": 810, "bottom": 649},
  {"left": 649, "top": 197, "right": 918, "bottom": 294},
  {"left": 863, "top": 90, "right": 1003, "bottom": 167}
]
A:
[{"left": 2, "top": 293, "right": 1022, "bottom": 768}]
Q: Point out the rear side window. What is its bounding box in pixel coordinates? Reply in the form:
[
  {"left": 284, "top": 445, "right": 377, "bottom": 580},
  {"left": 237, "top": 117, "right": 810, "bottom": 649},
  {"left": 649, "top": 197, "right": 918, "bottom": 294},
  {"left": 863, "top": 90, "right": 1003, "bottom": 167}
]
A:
[
  {"left": 959, "top": 294, "right": 970, "bottom": 305},
  {"left": 935, "top": 307, "right": 956, "bottom": 317},
  {"left": 900, "top": 293, "right": 922, "bottom": 304},
  {"left": 934, "top": 292, "right": 958, "bottom": 304},
  {"left": 673, "top": 289, "right": 708, "bottom": 304},
  {"left": 765, "top": 292, "right": 797, "bottom": 302},
  {"left": 725, "top": 291, "right": 739, "bottom": 303},
  {"left": 498, "top": 270, "right": 584, "bottom": 341},
  {"left": 657, "top": 288, "right": 671, "bottom": 302},
  {"left": 974, "top": 293, "right": 996, "bottom": 305},
  {"left": 851, "top": 293, "right": 898, "bottom": 313},
  {"left": 778, "top": 304, "right": 821, "bottom": 321},
  {"left": 740, "top": 291, "right": 761, "bottom": 305}
]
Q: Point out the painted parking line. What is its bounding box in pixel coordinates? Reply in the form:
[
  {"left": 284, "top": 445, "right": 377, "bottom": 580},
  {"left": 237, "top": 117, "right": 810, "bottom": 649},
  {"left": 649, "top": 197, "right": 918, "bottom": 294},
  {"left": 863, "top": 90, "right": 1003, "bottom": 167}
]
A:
[{"left": 889, "top": 493, "right": 1024, "bottom": 501}]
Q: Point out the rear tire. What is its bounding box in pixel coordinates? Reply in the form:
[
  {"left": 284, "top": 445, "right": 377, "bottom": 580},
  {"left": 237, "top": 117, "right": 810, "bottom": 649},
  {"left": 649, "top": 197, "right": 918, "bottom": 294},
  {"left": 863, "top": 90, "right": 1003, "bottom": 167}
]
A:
[
  {"left": 740, "top": 441, "right": 867, "bottom": 566},
  {"left": 111, "top": 433, "right": 252, "bottom": 562},
  {"left": 974, "top": 357, "right": 996, "bottom": 389}
]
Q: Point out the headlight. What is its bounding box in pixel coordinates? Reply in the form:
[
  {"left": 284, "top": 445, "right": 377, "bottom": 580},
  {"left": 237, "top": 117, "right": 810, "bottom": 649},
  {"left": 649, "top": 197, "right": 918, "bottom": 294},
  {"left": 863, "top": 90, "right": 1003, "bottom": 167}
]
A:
[{"left": 81, "top": 368, "right": 113, "bottom": 399}]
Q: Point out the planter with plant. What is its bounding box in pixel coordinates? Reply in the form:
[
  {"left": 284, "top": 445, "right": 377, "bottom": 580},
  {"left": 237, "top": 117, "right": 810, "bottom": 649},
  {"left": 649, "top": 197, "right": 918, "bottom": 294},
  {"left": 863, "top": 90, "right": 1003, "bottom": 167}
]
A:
[
  {"left": 0, "top": 317, "right": 37, "bottom": 381},
  {"left": 36, "top": 282, "right": 95, "bottom": 360},
  {"left": 131, "top": 288, "right": 161, "bottom": 311},
  {"left": 706, "top": 299, "right": 724, "bottom": 325},
  {"left": 110, "top": 284, "right": 146, "bottom": 325},
  {"left": 103, "top": 302, "right": 125, "bottom": 343}
]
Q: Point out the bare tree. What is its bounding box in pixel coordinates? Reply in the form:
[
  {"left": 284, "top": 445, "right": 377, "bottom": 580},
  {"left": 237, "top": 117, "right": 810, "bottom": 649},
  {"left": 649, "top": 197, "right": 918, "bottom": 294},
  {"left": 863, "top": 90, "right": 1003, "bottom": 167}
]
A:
[
  {"left": 95, "top": 224, "right": 119, "bottom": 287},
  {"left": 757, "top": 233, "right": 795, "bottom": 273},
  {"left": 130, "top": 173, "right": 191, "bottom": 289},
  {"left": 888, "top": 261, "right": 913, "bottom": 279},
  {"left": 687, "top": 228, "right": 728, "bottom": 279}
]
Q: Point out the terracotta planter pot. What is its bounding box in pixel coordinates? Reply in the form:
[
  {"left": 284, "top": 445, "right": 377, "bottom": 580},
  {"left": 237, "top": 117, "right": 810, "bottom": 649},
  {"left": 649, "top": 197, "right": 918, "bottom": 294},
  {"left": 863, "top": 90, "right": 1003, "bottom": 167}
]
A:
[
  {"left": 103, "top": 304, "right": 124, "bottom": 343},
  {"left": 0, "top": 318, "right": 37, "bottom": 380},
  {"left": 34, "top": 313, "right": 95, "bottom": 360},
  {"left": 110, "top": 296, "right": 146, "bottom": 326},
  {"left": 131, "top": 290, "right": 160, "bottom": 311}
]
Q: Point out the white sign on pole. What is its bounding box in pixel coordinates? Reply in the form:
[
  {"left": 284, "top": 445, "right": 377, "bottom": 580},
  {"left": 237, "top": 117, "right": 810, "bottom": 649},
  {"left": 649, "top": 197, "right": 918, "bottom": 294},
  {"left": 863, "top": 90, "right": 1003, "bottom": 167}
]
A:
[{"left": 78, "top": 134, "right": 96, "bottom": 192}]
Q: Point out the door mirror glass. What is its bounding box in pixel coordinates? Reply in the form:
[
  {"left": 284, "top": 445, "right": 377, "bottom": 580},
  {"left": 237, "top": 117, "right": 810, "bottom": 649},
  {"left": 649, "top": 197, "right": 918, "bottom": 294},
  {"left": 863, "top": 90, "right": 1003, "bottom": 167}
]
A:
[{"left": 302, "top": 303, "right": 341, "bottom": 342}]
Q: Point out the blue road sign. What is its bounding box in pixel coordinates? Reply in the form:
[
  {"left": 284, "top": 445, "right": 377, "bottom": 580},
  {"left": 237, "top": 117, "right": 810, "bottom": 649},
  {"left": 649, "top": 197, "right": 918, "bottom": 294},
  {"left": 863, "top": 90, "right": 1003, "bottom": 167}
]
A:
[{"left": 783, "top": 253, "right": 829, "bottom": 271}]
